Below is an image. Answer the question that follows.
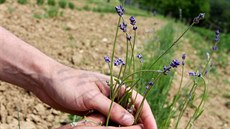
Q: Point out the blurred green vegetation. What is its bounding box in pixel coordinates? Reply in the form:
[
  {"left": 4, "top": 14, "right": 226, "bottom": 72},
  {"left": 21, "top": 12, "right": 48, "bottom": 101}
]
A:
[
  {"left": 139, "top": 22, "right": 175, "bottom": 128},
  {"left": 190, "top": 27, "right": 229, "bottom": 68},
  {"left": 37, "top": 0, "right": 45, "bottom": 5},
  {"left": 68, "top": 2, "right": 75, "bottom": 9},
  {"left": 48, "top": 0, "right": 56, "bottom": 6},
  {"left": 110, "top": 0, "right": 230, "bottom": 33},
  {"left": 0, "top": 0, "right": 6, "bottom": 4},
  {"left": 81, "top": 0, "right": 150, "bottom": 17},
  {"left": 18, "top": 0, "right": 28, "bottom": 5},
  {"left": 58, "top": 0, "right": 67, "bottom": 9}
]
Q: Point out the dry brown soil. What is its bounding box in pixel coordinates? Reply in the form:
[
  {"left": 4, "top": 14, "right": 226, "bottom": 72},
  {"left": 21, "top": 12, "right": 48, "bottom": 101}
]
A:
[{"left": 0, "top": 1, "right": 229, "bottom": 129}]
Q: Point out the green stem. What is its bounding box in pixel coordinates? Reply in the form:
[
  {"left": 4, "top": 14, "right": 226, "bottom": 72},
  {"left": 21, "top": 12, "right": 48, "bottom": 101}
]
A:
[
  {"left": 106, "top": 16, "right": 121, "bottom": 126},
  {"left": 115, "top": 66, "right": 124, "bottom": 101},
  {"left": 174, "top": 80, "right": 197, "bottom": 129},
  {"left": 128, "top": 40, "right": 134, "bottom": 78},
  {"left": 134, "top": 73, "right": 162, "bottom": 124},
  {"left": 185, "top": 77, "right": 207, "bottom": 129},
  {"left": 17, "top": 106, "right": 21, "bottom": 129},
  {"left": 164, "top": 65, "right": 185, "bottom": 128},
  {"left": 149, "top": 23, "right": 195, "bottom": 69},
  {"left": 123, "top": 39, "right": 129, "bottom": 76},
  {"left": 122, "top": 70, "right": 162, "bottom": 83},
  {"left": 132, "top": 31, "right": 137, "bottom": 79},
  {"left": 202, "top": 51, "right": 213, "bottom": 76}
]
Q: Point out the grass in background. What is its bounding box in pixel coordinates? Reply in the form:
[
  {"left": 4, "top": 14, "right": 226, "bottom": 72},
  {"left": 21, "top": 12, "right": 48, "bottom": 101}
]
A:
[
  {"left": 191, "top": 27, "right": 229, "bottom": 68},
  {"left": 0, "top": 0, "right": 6, "bottom": 4},
  {"left": 81, "top": 0, "right": 151, "bottom": 17},
  {"left": 18, "top": 0, "right": 28, "bottom": 5},
  {"left": 58, "top": 0, "right": 67, "bottom": 9},
  {"left": 68, "top": 2, "right": 75, "bottom": 9},
  {"left": 47, "top": 6, "right": 60, "bottom": 17},
  {"left": 48, "top": 0, "right": 56, "bottom": 6},
  {"left": 139, "top": 22, "right": 175, "bottom": 128},
  {"left": 37, "top": 0, "right": 44, "bottom": 5}
]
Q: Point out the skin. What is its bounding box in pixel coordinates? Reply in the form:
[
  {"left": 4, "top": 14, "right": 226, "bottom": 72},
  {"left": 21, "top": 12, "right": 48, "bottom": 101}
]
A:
[{"left": 0, "top": 26, "right": 157, "bottom": 129}]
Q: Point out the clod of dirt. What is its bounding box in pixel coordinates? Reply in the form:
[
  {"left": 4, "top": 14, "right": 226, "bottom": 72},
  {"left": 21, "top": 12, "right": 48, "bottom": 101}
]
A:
[
  {"left": 71, "top": 54, "right": 83, "bottom": 65},
  {"left": 0, "top": 104, "right": 7, "bottom": 123},
  {"left": 225, "top": 101, "right": 230, "bottom": 109},
  {"left": 20, "top": 121, "right": 36, "bottom": 129},
  {"left": 34, "top": 104, "right": 46, "bottom": 116},
  {"left": 0, "top": 85, "right": 6, "bottom": 92}
]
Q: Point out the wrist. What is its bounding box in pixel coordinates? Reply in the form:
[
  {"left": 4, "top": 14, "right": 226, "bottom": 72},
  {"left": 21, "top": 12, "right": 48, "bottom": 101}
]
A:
[{"left": 0, "top": 27, "right": 64, "bottom": 92}]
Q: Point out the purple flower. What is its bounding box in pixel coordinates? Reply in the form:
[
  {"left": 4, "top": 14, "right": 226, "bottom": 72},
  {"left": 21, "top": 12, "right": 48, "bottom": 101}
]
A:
[
  {"left": 188, "top": 72, "right": 202, "bottom": 77},
  {"left": 104, "top": 56, "right": 111, "bottom": 63},
  {"left": 148, "top": 81, "right": 154, "bottom": 86},
  {"left": 129, "top": 16, "right": 136, "bottom": 26},
  {"left": 193, "top": 13, "right": 205, "bottom": 24},
  {"left": 214, "top": 35, "right": 220, "bottom": 42},
  {"left": 163, "top": 59, "right": 180, "bottom": 75},
  {"left": 115, "top": 5, "right": 125, "bottom": 16},
  {"left": 126, "top": 34, "right": 132, "bottom": 41},
  {"left": 212, "top": 45, "right": 218, "bottom": 51},
  {"left": 215, "top": 30, "right": 220, "bottom": 35},
  {"left": 213, "top": 29, "right": 220, "bottom": 51},
  {"left": 114, "top": 58, "right": 125, "bottom": 66},
  {"left": 133, "top": 26, "right": 138, "bottom": 31},
  {"left": 136, "top": 54, "right": 142, "bottom": 59},
  {"left": 163, "top": 66, "right": 172, "bottom": 75},
  {"left": 182, "top": 53, "right": 186, "bottom": 60},
  {"left": 119, "top": 22, "right": 127, "bottom": 32},
  {"left": 204, "top": 70, "right": 208, "bottom": 75},
  {"left": 182, "top": 61, "right": 185, "bottom": 66},
  {"left": 170, "top": 59, "right": 180, "bottom": 68},
  {"left": 198, "top": 13, "right": 205, "bottom": 19},
  {"left": 189, "top": 72, "right": 197, "bottom": 76},
  {"left": 114, "top": 61, "right": 120, "bottom": 66},
  {"left": 214, "top": 30, "right": 220, "bottom": 42}
]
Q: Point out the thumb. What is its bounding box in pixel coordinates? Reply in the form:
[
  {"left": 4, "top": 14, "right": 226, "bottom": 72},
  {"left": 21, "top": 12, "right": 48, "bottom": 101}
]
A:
[{"left": 89, "top": 94, "right": 134, "bottom": 126}]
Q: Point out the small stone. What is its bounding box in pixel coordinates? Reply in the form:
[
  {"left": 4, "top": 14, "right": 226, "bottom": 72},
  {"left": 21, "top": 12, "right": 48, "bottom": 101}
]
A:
[
  {"left": 0, "top": 104, "right": 7, "bottom": 123},
  {"left": 71, "top": 54, "right": 83, "bottom": 65},
  {"left": 0, "top": 86, "right": 6, "bottom": 92},
  {"left": 225, "top": 101, "right": 230, "bottom": 109},
  {"left": 52, "top": 109, "right": 61, "bottom": 115},
  {"left": 102, "top": 38, "right": 108, "bottom": 43},
  {"left": 6, "top": 116, "right": 13, "bottom": 124},
  {"left": 46, "top": 114, "right": 54, "bottom": 122},
  {"left": 28, "top": 114, "right": 41, "bottom": 123},
  {"left": 20, "top": 121, "right": 36, "bottom": 129},
  {"left": 34, "top": 104, "right": 46, "bottom": 116}
]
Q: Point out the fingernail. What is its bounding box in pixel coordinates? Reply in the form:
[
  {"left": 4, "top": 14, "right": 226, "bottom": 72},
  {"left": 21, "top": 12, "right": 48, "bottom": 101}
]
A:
[{"left": 122, "top": 113, "right": 134, "bottom": 125}]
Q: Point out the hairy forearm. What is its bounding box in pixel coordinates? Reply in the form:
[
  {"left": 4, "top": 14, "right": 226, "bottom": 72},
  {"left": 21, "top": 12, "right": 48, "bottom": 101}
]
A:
[{"left": 0, "top": 27, "right": 60, "bottom": 92}]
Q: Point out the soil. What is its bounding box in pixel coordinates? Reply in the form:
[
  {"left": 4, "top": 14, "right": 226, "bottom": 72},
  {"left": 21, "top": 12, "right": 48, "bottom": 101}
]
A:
[{"left": 0, "top": 1, "right": 229, "bottom": 129}]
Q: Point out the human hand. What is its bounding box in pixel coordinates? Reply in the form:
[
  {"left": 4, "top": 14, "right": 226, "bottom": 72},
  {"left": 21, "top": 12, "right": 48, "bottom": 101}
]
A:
[{"left": 33, "top": 64, "right": 157, "bottom": 129}]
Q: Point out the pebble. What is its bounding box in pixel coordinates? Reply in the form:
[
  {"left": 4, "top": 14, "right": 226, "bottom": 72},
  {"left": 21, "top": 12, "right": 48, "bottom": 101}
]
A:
[
  {"left": 52, "top": 109, "right": 61, "bottom": 115},
  {"left": 28, "top": 114, "right": 41, "bottom": 123},
  {"left": 102, "top": 38, "right": 108, "bottom": 43},
  {"left": 0, "top": 86, "right": 6, "bottom": 92},
  {"left": 46, "top": 114, "right": 54, "bottom": 122},
  {"left": 71, "top": 54, "right": 83, "bottom": 65},
  {"left": 0, "top": 104, "right": 7, "bottom": 123},
  {"left": 34, "top": 104, "right": 46, "bottom": 116},
  {"left": 20, "top": 121, "right": 36, "bottom": 129}
]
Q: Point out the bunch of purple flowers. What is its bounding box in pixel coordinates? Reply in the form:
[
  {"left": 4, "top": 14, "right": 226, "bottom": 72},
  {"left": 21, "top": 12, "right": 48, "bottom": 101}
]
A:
[{"left": 102, "top": 4, "right": 216, "bottom": 128}]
